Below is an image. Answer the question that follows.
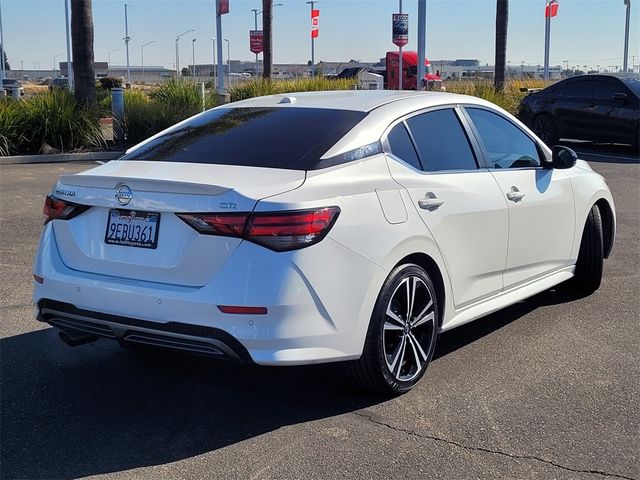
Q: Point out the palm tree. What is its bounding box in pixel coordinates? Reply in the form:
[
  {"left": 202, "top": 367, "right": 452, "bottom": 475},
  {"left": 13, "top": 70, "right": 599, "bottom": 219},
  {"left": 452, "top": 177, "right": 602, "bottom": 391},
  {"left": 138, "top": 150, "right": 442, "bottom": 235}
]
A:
[
  {"left": 494, "top": 0, "right": 508, "bottom": 92},
  {"left": 71, "top": 0, "right": 96, "bottom": 105},
  {"left": 262, "top": 0, "right": 272, "bottom": 79}
]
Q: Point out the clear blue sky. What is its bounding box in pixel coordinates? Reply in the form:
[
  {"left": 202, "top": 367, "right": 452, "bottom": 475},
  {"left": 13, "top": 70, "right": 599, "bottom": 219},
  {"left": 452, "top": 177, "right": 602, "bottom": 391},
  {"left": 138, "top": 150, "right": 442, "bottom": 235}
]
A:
[{"left": 2, "top": 0, "right": 638, "bottom": 70}]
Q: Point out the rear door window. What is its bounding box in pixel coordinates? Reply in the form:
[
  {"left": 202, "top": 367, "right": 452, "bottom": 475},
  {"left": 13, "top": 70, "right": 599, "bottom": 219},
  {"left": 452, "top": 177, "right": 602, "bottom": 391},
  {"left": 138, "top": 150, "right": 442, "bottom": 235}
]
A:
[
  {"left": 405, "top": 109, "right": 478, "bottom": 172},
  {"left": 120, "top": 107, "right": 367, "bottom": 170},
  {"left": 563, "top": 80, "right": 594, "bottom": 98}
]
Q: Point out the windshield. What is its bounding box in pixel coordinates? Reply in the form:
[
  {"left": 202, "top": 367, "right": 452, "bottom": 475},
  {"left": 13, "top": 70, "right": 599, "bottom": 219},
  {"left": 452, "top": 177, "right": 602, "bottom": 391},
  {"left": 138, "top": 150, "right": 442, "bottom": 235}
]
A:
[{"left": 120, "top": 107, "right": 367, "bottom": 170}]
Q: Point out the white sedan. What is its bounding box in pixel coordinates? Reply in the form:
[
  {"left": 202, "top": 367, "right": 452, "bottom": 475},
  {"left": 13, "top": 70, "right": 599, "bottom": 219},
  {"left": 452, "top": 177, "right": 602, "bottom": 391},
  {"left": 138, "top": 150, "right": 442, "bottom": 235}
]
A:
[{"left": 33, "top": 91, "right": 615, "bottom": 394}]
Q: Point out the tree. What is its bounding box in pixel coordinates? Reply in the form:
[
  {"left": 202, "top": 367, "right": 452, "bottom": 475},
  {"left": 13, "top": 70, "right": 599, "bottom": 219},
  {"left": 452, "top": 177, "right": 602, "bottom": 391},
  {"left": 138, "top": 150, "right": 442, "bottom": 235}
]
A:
[
  {"left": 71, "top": 0, "right": 96, "bottom": 105},
  {"left": 494, "top": 0, "right": 508, "bottom": 92},
  {"left": 262, "top": 0, "right": 272, "bottom": 79}
]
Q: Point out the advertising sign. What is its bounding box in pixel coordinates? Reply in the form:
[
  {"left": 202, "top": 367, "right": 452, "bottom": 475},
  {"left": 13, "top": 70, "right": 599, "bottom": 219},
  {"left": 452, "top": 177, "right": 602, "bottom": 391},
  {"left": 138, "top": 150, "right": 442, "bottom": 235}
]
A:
[
  {"left": 250, "top": 30, "right": 264, "bottom": 54},
  {"left": 392, "top": 13, "right": 409, "bottom": 47},
  {"left": 218, "top": 0, "right": 229, "bottom": 15},
  {"left": 311, "top": 9, "right": 320, "bottom": 38}
]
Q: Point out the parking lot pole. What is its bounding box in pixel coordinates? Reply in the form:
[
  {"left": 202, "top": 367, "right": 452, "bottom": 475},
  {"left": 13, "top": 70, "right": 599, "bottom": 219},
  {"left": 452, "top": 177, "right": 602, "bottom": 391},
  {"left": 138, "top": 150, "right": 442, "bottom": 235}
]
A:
[
  {"left": 543, "top": 12, "right": 550, "bottom": 81},
  {"left": 124, "top": 4, "right": 131, "bottom": 86},
  {"left": 623, "top": 0, "right": 631, "bottom": 72},
  {"left": 215, "top": 0, "right": 225, "bottom": 92},
  {"left": 307, "top": 1, "right": 317, "bottom": 77},
  {"left": 64, "top": 0, "right": 74, "bottom": 90},
  {"left": 0, "top": 0, "right": 5, "bottom": 89},
  {"left": 399, "top": 0, "right": 403, "bottom": 90},
  {"left": 417, "top": 0, "right": 426, "bottom": 90}
]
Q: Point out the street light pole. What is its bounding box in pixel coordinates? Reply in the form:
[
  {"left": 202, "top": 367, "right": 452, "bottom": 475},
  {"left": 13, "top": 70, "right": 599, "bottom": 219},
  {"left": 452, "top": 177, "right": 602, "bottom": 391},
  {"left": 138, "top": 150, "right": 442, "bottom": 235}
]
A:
[
  {"left": 108, "top": 49, "right": 118, "bottom": 76},
  {"left": 251, "top": 8, "right": 259, "bottom": 77},
  {"left": 64, "top": 0, "right": 74, "bottom": 89},
  {"left": 192, "top": 38, "right": 197, "bottom": 77},
  {"left": 224, "top": 38, "right": 230, "bottom": 86},
  {"left": 211, "top": 37, "right": 216, "bottom": 83},
  {"left": 623, "top": 0, "right": 631, "bottom": 72},
  {"left": 141, "top": 41, "right": 154, "bottom": 83},
  {"left": 175, "top": 29, "right": 195, "bottom": 79},
  {"left": 0, "top": 0, "right": 5, "bottom": 89},
  {"left": 124, "top": 3, "right": 131, "bottom": 85},
  {"left": 306, "top": 1, "right": 317, "bottom": 77}
]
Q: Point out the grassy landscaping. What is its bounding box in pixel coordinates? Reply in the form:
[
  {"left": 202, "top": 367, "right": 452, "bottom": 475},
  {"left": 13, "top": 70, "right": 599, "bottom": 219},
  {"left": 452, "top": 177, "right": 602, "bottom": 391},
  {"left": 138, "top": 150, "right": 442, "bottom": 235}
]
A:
[
  {"left": 0, "top": 90, "right": 105, "bottom": 156},
  {"left": 0, "top": 77, "right": 548, "bottom": 156},
  {"left": 444, "top": 79, "right": 546, "bottom": 115}
]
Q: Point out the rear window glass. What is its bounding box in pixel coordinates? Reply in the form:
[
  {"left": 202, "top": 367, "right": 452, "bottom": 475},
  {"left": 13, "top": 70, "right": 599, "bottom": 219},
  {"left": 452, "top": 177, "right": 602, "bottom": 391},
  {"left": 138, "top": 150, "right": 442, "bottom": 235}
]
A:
[
  {"left": 120, "top": 107, "right": 367, "bottom": 170},
  {"left": 406, "top": 109, "right": 478, "bottom": 172}
]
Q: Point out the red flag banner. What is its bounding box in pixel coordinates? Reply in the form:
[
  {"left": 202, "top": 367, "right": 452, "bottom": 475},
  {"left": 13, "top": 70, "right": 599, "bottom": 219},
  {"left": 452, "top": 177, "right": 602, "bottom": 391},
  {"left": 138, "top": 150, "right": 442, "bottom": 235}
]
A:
[
  {"left": 545, "top": 0, "right": 559, "bottom": 18},
  {"left": 311, "top": 9, "right": 320, "bottom": 38},
  {"left": 392, "top": 13, "right": 409, "bottom": 47},
  {"left": 218, "top": 0, "right": 229, "bottom": 15},
  {"left": 250, "top": 30, "right": 263, "bottom": 54}
]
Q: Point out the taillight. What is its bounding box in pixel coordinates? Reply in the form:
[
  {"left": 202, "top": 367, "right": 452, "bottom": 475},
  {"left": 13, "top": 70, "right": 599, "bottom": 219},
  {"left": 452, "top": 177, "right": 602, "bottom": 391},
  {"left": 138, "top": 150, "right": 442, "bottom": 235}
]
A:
[
  {"left": 176, "top": 207, "right": 340, "bottom": 252},
  {"left": 177, "top": 213, "right": 248, "bottom": 237},
  {"left": 246, "top": 208, "right": 340, "bottom": 251},
  {"left": 43, "top": 195, "right": 89, "bottom": 224}
]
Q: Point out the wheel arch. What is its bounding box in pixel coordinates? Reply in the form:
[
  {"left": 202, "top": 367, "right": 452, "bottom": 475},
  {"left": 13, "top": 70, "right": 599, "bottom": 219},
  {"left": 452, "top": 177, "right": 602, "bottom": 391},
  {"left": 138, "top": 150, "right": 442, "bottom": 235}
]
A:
[
  {"left": 594, "top": 198, "right": 615, "bottom": 259},
  {"left": 394, "top": 252, "right": 446, "bottom": 326}
]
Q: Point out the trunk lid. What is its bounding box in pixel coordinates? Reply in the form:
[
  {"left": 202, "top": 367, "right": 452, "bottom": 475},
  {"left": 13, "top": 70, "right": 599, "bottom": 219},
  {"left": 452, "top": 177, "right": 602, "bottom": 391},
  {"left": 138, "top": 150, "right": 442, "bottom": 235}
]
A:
[{"left": 51, "top": 161, "right": 305, "bottom": 286}]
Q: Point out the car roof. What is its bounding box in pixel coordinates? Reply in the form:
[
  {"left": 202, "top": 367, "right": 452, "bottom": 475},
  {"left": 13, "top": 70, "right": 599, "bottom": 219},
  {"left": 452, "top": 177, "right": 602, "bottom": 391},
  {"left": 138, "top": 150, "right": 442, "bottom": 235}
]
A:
[{"left": 227, "top": 89, "right": 486, "bottom": 113}]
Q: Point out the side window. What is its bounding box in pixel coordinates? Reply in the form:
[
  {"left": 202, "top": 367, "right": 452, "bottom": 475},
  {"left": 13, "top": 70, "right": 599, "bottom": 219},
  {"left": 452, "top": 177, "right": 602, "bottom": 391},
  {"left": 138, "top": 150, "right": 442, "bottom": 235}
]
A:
[
  {"left": 466, "top": 108, "right": 541, "bottom": 169},
  {"left": 386, "top": 122, "right": 421, "bottom": 170},
  {"left": 593, "top": 81, "right": 617, "bottom": 100},
  {"left": 405, "top": 109, "right": 478, "bottom": 172},
  {"left": 564, "top": 80, "right": 593, "bottom": 98}
]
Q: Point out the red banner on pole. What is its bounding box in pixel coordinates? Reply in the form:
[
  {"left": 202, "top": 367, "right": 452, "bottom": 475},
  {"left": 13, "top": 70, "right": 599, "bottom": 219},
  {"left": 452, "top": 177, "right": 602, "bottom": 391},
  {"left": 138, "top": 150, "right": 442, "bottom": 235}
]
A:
[
  {"left": 311, "top": 9, "right": 320, "bottom": 38},
  {"left": 250, "top": 30, "right": 264, "bottom": 54},
  {"left": 218, "top": 0, "right": 229, "bottom": 15},
  {"left": 392, "top": 13, "right": 409, "bottom": 47},
  {"left": 545, "top": 0, "right": 559, "bottom": 18}
]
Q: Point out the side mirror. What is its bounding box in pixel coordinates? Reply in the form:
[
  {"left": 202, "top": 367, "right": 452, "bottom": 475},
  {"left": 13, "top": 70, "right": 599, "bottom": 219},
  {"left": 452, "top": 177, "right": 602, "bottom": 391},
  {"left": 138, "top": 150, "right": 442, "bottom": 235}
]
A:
[
  {"left": 551, "top": 145, "right": 578, "bottom": 169},
  {"left": 612, "top": 92, "right": 629, "bottom": 102}
]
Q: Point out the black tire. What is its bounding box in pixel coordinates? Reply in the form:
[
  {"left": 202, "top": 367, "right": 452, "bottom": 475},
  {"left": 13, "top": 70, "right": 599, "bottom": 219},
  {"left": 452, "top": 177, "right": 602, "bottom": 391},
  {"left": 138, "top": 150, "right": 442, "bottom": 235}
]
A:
[
  {"left": 571, "top": 205, "right": 604, "bottom": 294},
  {"left": 345, "top": 264, "right": 439, "bottom": 395},
  {"left": 532, "top": 114, "right": 558, "bottom": 146}
]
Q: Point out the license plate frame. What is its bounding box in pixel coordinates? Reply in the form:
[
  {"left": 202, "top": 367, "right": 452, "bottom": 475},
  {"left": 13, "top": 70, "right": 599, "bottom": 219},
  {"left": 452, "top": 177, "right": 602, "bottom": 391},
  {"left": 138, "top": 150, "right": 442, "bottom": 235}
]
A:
[{"left": 104, "top": 209, "right": 161, "bottom": 249}]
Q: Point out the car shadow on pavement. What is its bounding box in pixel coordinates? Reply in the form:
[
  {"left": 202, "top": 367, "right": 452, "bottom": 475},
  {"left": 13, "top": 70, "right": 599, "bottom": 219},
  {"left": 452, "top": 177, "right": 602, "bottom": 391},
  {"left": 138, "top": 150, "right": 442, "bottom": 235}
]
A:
[{"left": 1, "top": 288, "right": 587, "bottom": 479}]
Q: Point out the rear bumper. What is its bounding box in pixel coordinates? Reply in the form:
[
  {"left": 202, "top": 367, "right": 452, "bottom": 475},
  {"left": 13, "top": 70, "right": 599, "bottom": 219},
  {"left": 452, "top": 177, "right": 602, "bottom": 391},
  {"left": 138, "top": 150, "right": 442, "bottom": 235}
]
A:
[
  {"left": 32, "top": 224, "right": 386, "bottom": 365},
  {"left": 38, "top": 299, "right": 253, "bottom": 362}
]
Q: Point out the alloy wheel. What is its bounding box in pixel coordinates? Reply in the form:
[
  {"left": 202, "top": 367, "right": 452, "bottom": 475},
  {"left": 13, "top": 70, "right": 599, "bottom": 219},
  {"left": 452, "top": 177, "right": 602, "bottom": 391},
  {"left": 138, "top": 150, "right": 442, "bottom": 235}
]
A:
[{"left": 383, "top": 276, "right": 437, "bottom": 382}]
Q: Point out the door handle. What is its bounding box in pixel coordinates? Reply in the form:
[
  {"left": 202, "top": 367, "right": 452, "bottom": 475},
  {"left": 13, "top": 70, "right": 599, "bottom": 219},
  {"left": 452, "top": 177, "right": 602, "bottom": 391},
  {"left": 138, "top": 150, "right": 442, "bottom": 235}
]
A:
[
  {"left": 418, "top": 192, "right": 445, "bottom": 211},
  {"left": 506, "top": 186, "right": 526, "bottom": 203}
]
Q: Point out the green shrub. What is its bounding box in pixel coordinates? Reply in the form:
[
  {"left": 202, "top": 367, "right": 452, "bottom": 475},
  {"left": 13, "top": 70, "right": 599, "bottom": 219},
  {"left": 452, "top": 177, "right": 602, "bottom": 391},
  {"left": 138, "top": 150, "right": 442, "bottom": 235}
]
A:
[
  {"left": 0, "top": 98, "right": 26, "bottom": 156},
  {"left": 0, "top": 90, "right": 106, "bottom": 155},
  {"left": 443, "top": 79, "right": 547, "bottom": 115},
  {"left": 149, "top": 79, "right": 202, "bottom": 124}
]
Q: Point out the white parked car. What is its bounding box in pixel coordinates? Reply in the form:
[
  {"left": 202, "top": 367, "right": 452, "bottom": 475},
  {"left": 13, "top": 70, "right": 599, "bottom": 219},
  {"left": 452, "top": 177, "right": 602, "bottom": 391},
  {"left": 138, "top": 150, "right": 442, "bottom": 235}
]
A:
[{"left": 33, "top": 91, "right": 615, "bottom": 394}]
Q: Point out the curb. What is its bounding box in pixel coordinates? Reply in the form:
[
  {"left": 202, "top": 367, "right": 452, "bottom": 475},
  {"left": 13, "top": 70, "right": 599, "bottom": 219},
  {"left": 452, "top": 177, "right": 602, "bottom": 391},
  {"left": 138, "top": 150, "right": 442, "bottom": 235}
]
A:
[{"left": 0, "top": 151, "right": 124, "bottom": 165}]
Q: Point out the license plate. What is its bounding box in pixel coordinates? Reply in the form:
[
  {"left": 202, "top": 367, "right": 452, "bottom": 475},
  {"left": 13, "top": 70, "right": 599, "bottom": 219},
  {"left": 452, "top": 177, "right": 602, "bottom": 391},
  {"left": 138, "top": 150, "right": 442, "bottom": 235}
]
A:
[{"left": 105, "top": 209, "right": 160, "bottom": 249}]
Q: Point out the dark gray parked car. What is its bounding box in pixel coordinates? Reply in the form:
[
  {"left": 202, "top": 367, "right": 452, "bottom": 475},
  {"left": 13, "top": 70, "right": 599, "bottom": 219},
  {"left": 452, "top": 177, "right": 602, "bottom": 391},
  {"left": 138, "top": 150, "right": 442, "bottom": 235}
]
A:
[{"left": 518, "top": 73, "right": 640, "bottom": 149}]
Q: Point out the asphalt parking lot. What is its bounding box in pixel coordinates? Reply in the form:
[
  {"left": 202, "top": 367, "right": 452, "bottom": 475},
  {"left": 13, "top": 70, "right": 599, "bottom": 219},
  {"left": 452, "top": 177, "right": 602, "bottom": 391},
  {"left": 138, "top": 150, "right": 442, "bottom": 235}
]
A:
[{"left": 1, "top": 147, "right": 638, "bottom": 480}]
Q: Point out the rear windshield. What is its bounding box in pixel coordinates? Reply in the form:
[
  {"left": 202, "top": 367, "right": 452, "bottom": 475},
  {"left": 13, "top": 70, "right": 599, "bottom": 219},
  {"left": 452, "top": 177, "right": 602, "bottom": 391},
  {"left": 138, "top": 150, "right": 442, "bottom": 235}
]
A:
[{"left": 120, "top": 107, "right": 367, "bottom": 170}]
